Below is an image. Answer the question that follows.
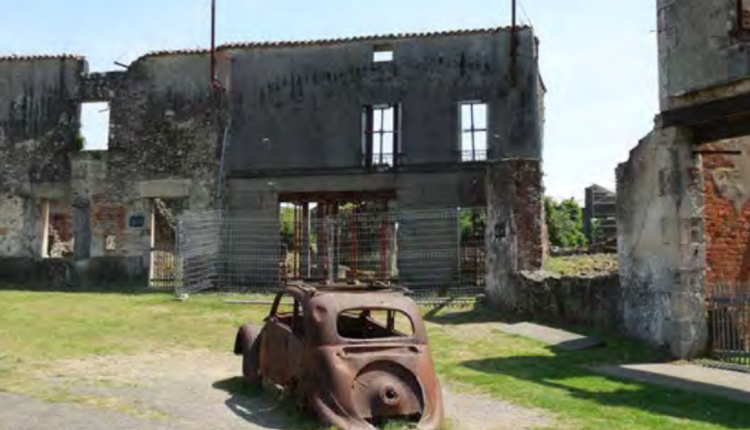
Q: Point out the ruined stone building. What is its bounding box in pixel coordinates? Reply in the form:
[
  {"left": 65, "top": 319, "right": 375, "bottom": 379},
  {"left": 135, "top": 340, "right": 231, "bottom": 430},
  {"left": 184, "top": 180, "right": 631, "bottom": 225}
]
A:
[
  {"left": 618, "top": 0, "right": 750, "bottom": 359},
  {"left": 583, "top": 184, "right": 617, "bottom": 247},
  {"left": 0, "top": 26, "right": 545, "bottom": 291}
]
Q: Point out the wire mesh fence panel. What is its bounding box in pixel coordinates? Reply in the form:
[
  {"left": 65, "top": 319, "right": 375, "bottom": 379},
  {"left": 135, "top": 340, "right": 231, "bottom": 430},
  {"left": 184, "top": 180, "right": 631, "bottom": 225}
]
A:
[
  {"left": 217, "top": 215, "right": 284, "bottom": 294},
  {"left": 176, "top": 207, "right": 487, "bottom": 299},
  {"left": 177, "top": 211, "right": 222, "bottom": 295},
  {"left": 707, "top": 282, "right": 750, "bottom": 367},
  {"left": 397, "top": 210, "right": 461, "bottom": 291}
]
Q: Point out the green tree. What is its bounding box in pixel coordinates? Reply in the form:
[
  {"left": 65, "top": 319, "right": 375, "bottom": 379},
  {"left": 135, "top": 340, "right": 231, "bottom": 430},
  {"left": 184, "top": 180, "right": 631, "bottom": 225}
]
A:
[
  {"left": 460, "top": 209, "right": 486, "bottom": 244},
  {"left": 279, "top": 205, "right": 295, "bottom": 250},
  {"left": 544, "top": 196, "right": 587, "bottom": 248}
]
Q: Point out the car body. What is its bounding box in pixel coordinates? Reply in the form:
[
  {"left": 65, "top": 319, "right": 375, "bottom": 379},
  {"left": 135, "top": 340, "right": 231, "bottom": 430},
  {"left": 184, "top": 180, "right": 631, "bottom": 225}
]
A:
[{"left": 233, "top": 282, "right": 444, "bottom": 430}]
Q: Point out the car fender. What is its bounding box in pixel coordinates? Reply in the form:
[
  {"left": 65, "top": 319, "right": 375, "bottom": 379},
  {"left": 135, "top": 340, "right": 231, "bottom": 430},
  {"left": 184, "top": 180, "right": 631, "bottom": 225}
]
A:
[{"left": 233, "top": 323, "right": 260, "bottom": 355}]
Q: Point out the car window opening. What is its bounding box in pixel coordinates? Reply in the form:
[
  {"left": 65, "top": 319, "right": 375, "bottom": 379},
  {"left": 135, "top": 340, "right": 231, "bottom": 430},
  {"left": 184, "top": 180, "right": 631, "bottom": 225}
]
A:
[
  {"left": 337, "top": 308, "right": 415, "bottom": 339},
  {"left": 275, "top": 298, "right": 305, "bottom": 337}
]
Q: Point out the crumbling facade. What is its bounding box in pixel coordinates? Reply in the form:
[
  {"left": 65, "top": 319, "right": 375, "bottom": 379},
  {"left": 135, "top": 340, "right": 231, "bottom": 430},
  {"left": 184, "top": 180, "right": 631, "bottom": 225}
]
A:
[
  {"left": 0, "top": 53, "right": 222, "bottom": 284},
  {"left": 0, "top": 26, "right": 545, "bottom": 290},
  {"left": 618, "top": 0, "right": 750, "bottom": 358}
]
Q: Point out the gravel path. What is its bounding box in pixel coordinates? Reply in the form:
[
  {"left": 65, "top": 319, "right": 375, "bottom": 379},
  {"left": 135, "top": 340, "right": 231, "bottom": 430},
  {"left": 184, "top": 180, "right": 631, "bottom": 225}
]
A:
[{"left": 0, "top": 350, "right": 553, "bottom": 430}]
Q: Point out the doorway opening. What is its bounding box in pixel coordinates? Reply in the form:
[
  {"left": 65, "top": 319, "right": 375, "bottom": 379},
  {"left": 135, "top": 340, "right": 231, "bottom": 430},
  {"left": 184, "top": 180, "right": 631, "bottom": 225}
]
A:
[
  {"left": 149, "top": 198, "right": 183, "bottom": 287},
  {"left": 279, "top": 191, "right": 397, "bottom": 284}
]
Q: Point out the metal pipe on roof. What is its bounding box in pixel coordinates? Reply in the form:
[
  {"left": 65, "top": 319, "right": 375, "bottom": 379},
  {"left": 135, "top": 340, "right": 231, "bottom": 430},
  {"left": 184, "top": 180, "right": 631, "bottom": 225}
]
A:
[{"left": 510, "top": 0, "right": 518, "bottom": 86}]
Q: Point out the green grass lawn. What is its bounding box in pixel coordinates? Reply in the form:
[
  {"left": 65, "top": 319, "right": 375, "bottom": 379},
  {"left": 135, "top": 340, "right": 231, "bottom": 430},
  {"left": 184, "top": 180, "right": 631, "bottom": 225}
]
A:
[
  {"left": 425, "top": 308, "right": 750, "bottom": 430},
  {"left": 0, "top": 288, "right": 748, "bottom": 430},
  {"left": 543, "top": 254, "right": 618, "bottom": 276}
]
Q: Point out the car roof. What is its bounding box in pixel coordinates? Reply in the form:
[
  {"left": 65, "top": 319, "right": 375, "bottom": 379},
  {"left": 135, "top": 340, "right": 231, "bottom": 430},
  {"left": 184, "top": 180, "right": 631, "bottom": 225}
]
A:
[
  {"left": 282, "top": 282, "right": 417, "bottom": 309},
  {"left": 285, "top": 281, "right": 411, "bottom": 298}
]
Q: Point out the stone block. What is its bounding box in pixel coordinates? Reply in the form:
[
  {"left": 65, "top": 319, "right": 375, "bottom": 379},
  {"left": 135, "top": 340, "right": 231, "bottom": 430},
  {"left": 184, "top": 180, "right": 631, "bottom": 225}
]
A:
[{"left": 138, "top": 179, "right": 192, "bottom": 199}]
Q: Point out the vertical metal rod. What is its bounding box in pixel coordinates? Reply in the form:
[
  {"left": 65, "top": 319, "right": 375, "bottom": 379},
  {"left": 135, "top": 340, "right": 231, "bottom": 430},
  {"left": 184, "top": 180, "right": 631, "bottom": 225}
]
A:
[
  {"left": 351, "top": 208, "right": 358, "bottom": 280},
  {"left": 292, "top": 203, "right": 302, "bottom": 279},
  {"left": 303, "top": 203, "right": 310, "bottom": 279},
  {"left": 510, "top": 0, "right": 518, "bottom": 86},
  {"left": 380, "top": 217, "right": 387, "bottom": 280},
  {"left": 210, "top": 0, "right": 217, "bottom": 85}
]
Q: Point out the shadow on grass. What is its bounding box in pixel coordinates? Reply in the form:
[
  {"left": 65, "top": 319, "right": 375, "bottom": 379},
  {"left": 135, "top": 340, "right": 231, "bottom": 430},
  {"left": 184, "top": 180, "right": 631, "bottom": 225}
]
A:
[
  {"left": 423, "top": 304, "right": 671, "bottom": 360},
  {"left": 422, "top": 302, "right": 522, "bottom": 325},
  {"left": 212, "top": 377, "right": 327, "bottom": 430},
  {"left": 461, "top": 352, "right": 750, "bottom": 429}
]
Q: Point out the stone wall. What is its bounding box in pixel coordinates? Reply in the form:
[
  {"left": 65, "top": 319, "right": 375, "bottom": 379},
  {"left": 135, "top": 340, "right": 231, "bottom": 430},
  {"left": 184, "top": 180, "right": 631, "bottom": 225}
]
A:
[
  {"left": 72, "top": 55, "right": 222, "bottom": 281},
  {"left": 616, "top": 126, "right": 708, "bottom": 359},
  {"left": 511, "top": 271, "right": 622, "bottom": 329},
  {"left": 225, "top": 27, "right": 542, "bottom": 176},
  {"left": 617, "top": 0, "right": 750, "bottom": 361},
  {"left": 658, "top": 0, "right": 750, "bottom": 110},
  {"left": 0, "top": 53, "right": 221, "bottom": 286},
  {"left": 485, "top": 159, "right": 545, "bottom": 306},
  {"left": 0, "top": 56, "right": 83, "bottom": 260},
  {"left": 0, "top": 27, "right": 545, "bottom": 289}
]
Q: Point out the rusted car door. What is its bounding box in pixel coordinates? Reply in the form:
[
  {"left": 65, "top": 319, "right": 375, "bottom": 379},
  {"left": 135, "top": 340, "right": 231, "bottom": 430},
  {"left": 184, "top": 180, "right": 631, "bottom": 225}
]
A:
[{"left": 260, "top": 294, "right": 304, "bottom": 385}]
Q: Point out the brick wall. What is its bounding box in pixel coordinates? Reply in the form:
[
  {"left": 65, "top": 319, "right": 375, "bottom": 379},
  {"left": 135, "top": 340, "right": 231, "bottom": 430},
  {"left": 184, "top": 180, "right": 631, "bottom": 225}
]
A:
[
  {"left": 699, "top": 139, "right": 750, "bottom": 291},
  {"left": 510, "top": 159, "right": 545, "bottom": 271}
]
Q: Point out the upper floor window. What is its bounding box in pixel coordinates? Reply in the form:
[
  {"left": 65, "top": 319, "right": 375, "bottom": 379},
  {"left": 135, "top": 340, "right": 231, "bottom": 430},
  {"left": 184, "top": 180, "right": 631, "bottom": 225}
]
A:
[
  {"left": 460, "top": 102, "right": 488, "bottom": 162},
  {"left": 80, "top": 102, "right": 110, "bottom": 151},
  {"left": 739, "top": 0, "right": 750, "bottom": 30},
  {"left": 363, "top": 105, "right": 399, "bottom": 167},
  {"left": 373, "top": 44, "right": 394, "bottom": 62}
]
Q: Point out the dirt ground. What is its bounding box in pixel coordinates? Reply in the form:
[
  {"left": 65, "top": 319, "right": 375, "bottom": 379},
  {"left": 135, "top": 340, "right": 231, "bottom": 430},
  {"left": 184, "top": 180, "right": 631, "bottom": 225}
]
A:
[{"left": 0, "top": 349, "right": 554, "bottom": 430}]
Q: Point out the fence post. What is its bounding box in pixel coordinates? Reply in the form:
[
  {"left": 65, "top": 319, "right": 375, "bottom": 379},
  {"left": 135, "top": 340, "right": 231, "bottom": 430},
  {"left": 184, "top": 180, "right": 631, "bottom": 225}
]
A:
[{"left": 327, "top": 217, "right": 335, "bottom": 283}]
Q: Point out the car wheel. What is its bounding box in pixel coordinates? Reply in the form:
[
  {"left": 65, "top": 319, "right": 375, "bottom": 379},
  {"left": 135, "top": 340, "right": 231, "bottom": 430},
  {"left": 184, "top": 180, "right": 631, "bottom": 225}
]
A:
[{"left": 242, "top": 333, "right": 262, "bottom": 386}]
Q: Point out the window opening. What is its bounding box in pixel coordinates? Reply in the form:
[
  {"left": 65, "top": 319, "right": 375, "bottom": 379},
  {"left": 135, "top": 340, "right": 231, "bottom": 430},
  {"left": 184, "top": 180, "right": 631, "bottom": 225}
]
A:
[
  {"left": 373, "top": 45, "right": 394, "bottom": 62},
  {"left": 363, "top": 105, "right": 398, "bottom": 167},
  {"left": 337, "top": 308, "right": 414, "bottom": 339},
  {"left": 460, "top": 102, "right": 488, "bottom": 162},
  {"left": 741, "top": 0, "right": 750, "bottom": 30},
  {"left": 105, "top": 235, "right": 118, "bottom": 251},
  {"left": 273, "top": 295, "right": 305, "bottom": 336},
  {"left": 41, "top": 199, "right": 74, "bottom": 258},
  {"left": 80, "top": 102, "right": 110, "bottom": 151}
]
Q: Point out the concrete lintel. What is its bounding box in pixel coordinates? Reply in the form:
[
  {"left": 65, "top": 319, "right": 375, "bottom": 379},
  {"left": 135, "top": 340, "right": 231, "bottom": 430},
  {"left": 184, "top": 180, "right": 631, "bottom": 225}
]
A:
[
  {"left": 138, "top": 179, "right": 192, "bottom": 199},
  {"left": 29, "top": 182, "right": 70, "bottom": 200}
]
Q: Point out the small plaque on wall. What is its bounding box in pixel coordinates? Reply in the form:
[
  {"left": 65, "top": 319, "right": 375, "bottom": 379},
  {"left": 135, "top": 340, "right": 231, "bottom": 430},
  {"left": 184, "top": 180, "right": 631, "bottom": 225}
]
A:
[{"left": 129, "top": 215, "right": 146, "bottom": 228}]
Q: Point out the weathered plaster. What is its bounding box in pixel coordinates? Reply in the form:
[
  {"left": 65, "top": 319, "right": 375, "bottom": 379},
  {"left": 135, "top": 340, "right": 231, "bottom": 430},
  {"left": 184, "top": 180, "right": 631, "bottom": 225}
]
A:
[
  {"left": 0, "top": 27, "right": 545, "bottom": 289},
  {"left": 658, "top": 0, "right": 750, "bottom": 110},
  {"left": 617, "top": 126, "right": 708, "bottom": 358}
]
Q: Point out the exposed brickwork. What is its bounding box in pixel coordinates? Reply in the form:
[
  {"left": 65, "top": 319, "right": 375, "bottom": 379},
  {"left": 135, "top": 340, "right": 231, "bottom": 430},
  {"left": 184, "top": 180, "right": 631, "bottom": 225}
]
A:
[
  {"left": 92, "top": 196, "right": 125, "bottom": 232},
  {"left": 509, "top": 160, "right": 544, "bottom": 271},
  {"left": 700, "top": 140, "right": 750, "bottom": 290}
]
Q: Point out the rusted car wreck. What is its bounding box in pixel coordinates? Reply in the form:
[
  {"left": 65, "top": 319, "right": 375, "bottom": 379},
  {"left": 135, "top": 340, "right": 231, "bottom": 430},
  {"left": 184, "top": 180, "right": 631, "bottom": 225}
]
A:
[{"left": 233, "top": 281, "right": 444, "bottom": 430}]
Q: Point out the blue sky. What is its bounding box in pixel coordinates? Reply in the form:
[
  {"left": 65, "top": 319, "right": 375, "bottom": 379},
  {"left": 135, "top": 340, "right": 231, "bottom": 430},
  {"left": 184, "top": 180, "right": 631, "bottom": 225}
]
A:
[{"left": 0, "top": 0, "right": 658, "bottom": 202}]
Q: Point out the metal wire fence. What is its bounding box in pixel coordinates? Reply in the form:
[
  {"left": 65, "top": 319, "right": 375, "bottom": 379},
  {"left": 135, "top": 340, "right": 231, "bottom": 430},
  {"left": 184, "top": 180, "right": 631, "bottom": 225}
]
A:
[{"left": 175, "top": 207, "right": 486, "bottom": 298}]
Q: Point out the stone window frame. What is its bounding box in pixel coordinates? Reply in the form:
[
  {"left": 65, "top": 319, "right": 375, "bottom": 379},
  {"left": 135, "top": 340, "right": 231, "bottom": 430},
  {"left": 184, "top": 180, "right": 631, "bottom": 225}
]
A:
[
  {"left": 362, "top": 104, "right": 400, "bottom": 167},
  {"left": 459, "top": 101, "right": 489, "bottom": 162}
]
